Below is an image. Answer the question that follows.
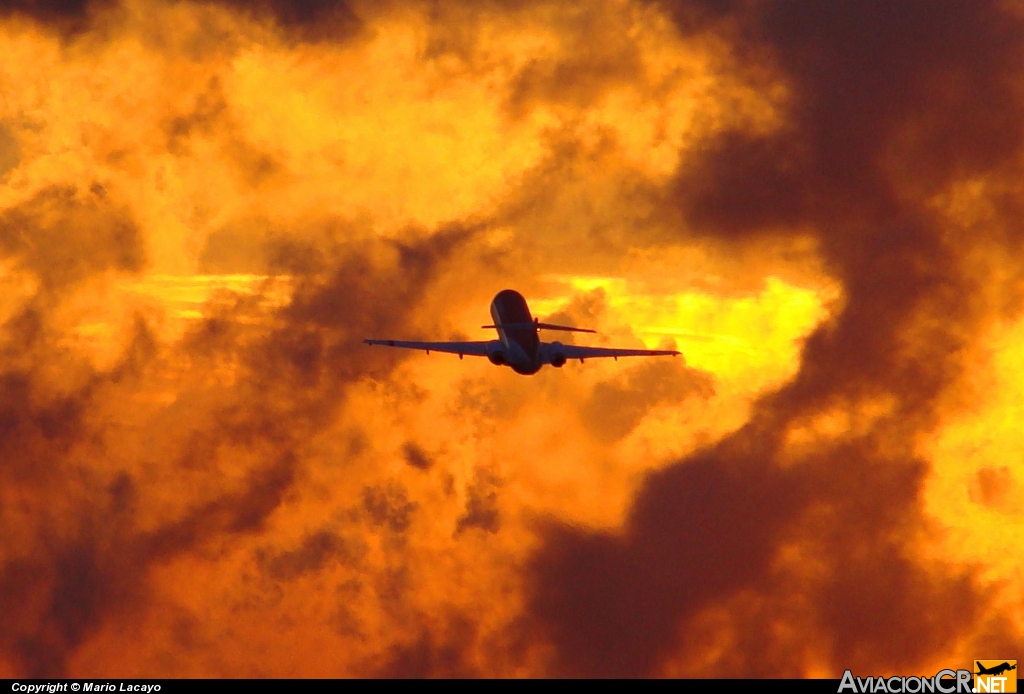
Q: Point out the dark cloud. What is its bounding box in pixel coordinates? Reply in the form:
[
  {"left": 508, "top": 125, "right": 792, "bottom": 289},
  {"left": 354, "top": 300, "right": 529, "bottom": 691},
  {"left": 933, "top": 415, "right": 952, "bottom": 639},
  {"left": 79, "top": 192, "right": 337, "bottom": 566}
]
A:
[
  {"left": 455, "top": 468, "right": 500, "bottom": 535},
  {"left": 0, "top": 186, "right": 143, "bottom": 292},
  {"left": 0, "top": 122, "right": 18, "bottom": 181},
  {"left": 581, "top": 359, "right": 714, "bottom": 442},
  {"left": 0, "top": 520, "right": 147, "bottom": 677},
  {"left": 258, "top": 529, "right": 361, "bottom": 581},
  {"left": 208, "top": 0, "right": 362, "bottom": 40},
  {"left": 0, "top": 0, "right": 99, "bottom": 31},
  {"left": 539, "top": 289, "right": 608, "bottom": 345},
  {"left": 402, "top": 441, "right": 433, "bottom": 471},
  {"left": 372, "top": 616, "right": 481, "bottom": 678},
  {"left": 0, "top": 0, "right": 89, "bottom": 15},
  {"left": 531, "top": 430, "right": 988, "bottom": 676},
  {"left": 529, "top": 430, "right": 805, "bottom": 676},
  {"left": 970, "top": 466, "right": 1016, "bottom": 511},
  {"left": 0, "top": 189, "right": 473, "bottom": 674},
  {"left": 256, "top": 223, "right": 480, "bottom": 389},
  {"left": 166, "top": 78, "right": 229, "bottom": 154},
  {"left": 505, "top": 13, "right": 644, "bottom": 117},
  {"left": 527, "top": 0, "right": 1024, "bottom": 676},
  {"left": 0, "top": 369, "right": 83, "bottom": 479},
  {"left": 363, "top": 482, "right": 417, "bottom": 533},
  {"left": 0, "top": 0, "right": 363, "bottom": 40},
  {"left": 166, "top": 78, "right": 282, "bottom": 193}
]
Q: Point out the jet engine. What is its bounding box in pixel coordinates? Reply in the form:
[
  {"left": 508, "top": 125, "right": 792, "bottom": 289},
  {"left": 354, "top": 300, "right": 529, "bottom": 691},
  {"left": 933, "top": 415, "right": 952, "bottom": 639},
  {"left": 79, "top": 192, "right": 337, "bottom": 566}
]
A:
[
  {"left": 548, "top": 341, "right": 567, "bottom": 368},
  {"left": 487, "top": 342, "right": 506, "bottom": 366}
]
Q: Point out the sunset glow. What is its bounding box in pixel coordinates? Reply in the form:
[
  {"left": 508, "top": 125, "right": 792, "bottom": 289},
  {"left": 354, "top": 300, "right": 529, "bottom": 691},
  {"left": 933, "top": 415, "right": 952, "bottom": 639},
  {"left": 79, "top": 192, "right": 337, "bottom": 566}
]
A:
[{"left": 1, "top": 0, "right": 1022, "bottom": 678}]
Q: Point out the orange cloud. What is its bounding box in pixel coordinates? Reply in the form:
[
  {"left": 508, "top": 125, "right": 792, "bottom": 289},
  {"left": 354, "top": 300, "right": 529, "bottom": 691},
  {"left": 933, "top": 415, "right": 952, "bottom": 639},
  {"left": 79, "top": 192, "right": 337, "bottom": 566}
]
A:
[{"left": 0, "top": 0, "right": 1022, "bottom": 679}]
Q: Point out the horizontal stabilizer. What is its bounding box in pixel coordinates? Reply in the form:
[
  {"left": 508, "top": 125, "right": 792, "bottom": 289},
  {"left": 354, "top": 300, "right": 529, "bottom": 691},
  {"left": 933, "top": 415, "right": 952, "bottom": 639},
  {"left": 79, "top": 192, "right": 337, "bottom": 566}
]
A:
[
  {"left": 481, "top": 321, "right": 596, "bottom": 334},
  {"left": 535, "top": 322, "right": 597, "bottom": 333}
]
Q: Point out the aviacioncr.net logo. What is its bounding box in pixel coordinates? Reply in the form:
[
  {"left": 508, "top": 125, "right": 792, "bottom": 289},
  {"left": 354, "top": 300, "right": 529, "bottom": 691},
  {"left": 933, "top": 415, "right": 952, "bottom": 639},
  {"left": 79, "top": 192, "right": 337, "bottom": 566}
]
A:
[
  {"left": 974, "top": 660, "right": 1017, "bottom": 693},
  {"left": 839, "top": 669, "right": 973, "bottom": 693}
]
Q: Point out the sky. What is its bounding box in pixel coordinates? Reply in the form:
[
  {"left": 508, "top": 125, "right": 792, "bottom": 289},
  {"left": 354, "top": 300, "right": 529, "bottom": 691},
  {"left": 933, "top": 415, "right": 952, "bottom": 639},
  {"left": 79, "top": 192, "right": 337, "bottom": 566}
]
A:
[{"left": 0, "top": 0, "right": 1023, "bottom": 678}]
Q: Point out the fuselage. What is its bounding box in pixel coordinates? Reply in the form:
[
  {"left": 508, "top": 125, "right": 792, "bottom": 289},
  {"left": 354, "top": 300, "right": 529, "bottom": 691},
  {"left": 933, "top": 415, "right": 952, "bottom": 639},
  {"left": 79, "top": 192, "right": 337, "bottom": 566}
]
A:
[{"left": 490, "top": 289, "right": 542, "bottom": 375}]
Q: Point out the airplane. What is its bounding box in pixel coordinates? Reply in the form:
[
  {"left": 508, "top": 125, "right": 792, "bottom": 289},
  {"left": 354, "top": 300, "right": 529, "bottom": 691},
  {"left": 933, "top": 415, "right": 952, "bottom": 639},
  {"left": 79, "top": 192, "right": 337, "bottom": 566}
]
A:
[
  {"left": 364, "top": 288, "right": 680, "bottom": 375},
  {"left": 976, "top": 663, "right": 1017, "bottom": 677}
]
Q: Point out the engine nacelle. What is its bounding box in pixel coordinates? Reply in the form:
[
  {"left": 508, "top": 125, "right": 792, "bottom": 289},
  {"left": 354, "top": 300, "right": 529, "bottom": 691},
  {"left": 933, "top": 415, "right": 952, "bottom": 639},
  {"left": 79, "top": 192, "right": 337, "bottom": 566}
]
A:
[
  {"left": 487, "top": 341, "right": 506, "bottom": 366},
  {"left": 547, "top": 341, "right": 567, "bottom": 368}
]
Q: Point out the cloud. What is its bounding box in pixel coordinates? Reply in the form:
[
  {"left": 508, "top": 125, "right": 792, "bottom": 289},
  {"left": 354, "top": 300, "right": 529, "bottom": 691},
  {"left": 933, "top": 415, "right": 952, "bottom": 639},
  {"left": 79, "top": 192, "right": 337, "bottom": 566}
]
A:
[
  {"left": 0, "top": 186, "right": 143, "bottom": 292},
  {"left": 455, "top": 467, "right": 500, "bottom": 535},
  {"left": 0, "top": 0, "right": 97, "bottom": 30},
  {"left": 581, "top": 358, "right": 714, "bottom": 442},
  {"left": 2, "top": 0, "right": 1023, "bottom": 678},
  {"left": 525, "top": 0, "right": 1024, "bottom": 677},
  {"left": 258, "top": 529, "right": 361, "bottom": 581},
  {"left": 0, "top": 183, "right": 473, "bottom": 674},
  {"left": 0, "top": 122, "right": 18, "bottom": 180},
  {"left": 401, "top": 441, "right": 433, "bottom": 471},
  {"left": 203, "top": 0, "right": 363, "bottom": 42}
]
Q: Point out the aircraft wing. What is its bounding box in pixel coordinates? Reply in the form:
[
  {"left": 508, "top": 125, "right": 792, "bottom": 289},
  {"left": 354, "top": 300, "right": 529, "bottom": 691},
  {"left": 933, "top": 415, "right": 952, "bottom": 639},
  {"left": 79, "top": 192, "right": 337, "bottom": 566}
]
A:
[
  {"left": 363, "top": 339, "right": 492, "bottom": 357},
  {"left": 555, "top": 344, "right": 680, "bottom": 360}
]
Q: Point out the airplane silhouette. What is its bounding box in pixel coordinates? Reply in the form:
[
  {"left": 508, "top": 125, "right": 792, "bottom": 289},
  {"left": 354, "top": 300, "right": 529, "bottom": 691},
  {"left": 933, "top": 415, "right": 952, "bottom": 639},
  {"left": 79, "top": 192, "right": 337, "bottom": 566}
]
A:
[
  {"left": 365, "top": 289, "right": 680, "bottom": 375},
  {"left": 976, "top": 663, "right": 1017, "bottom": 677}
]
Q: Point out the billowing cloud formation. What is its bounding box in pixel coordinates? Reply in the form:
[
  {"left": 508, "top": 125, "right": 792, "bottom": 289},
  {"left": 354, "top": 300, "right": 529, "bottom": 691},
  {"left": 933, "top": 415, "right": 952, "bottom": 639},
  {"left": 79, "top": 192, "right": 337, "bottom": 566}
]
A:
[
  {"left": 528, "top": 0, "right": 1024, "bottom": 677},
  {"left": 0, "top": 0, "right": 1022, "bottom": 678}
]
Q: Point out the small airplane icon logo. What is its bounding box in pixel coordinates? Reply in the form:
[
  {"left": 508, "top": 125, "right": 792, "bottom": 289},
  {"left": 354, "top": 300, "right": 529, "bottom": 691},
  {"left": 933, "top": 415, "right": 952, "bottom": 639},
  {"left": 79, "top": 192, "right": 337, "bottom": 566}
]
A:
[
  {"left": 365, "top": 289, "right": 680, "bottom": 375},
  {"left": 977, "top": 663, "right": 1017, "bottom": 677}
]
